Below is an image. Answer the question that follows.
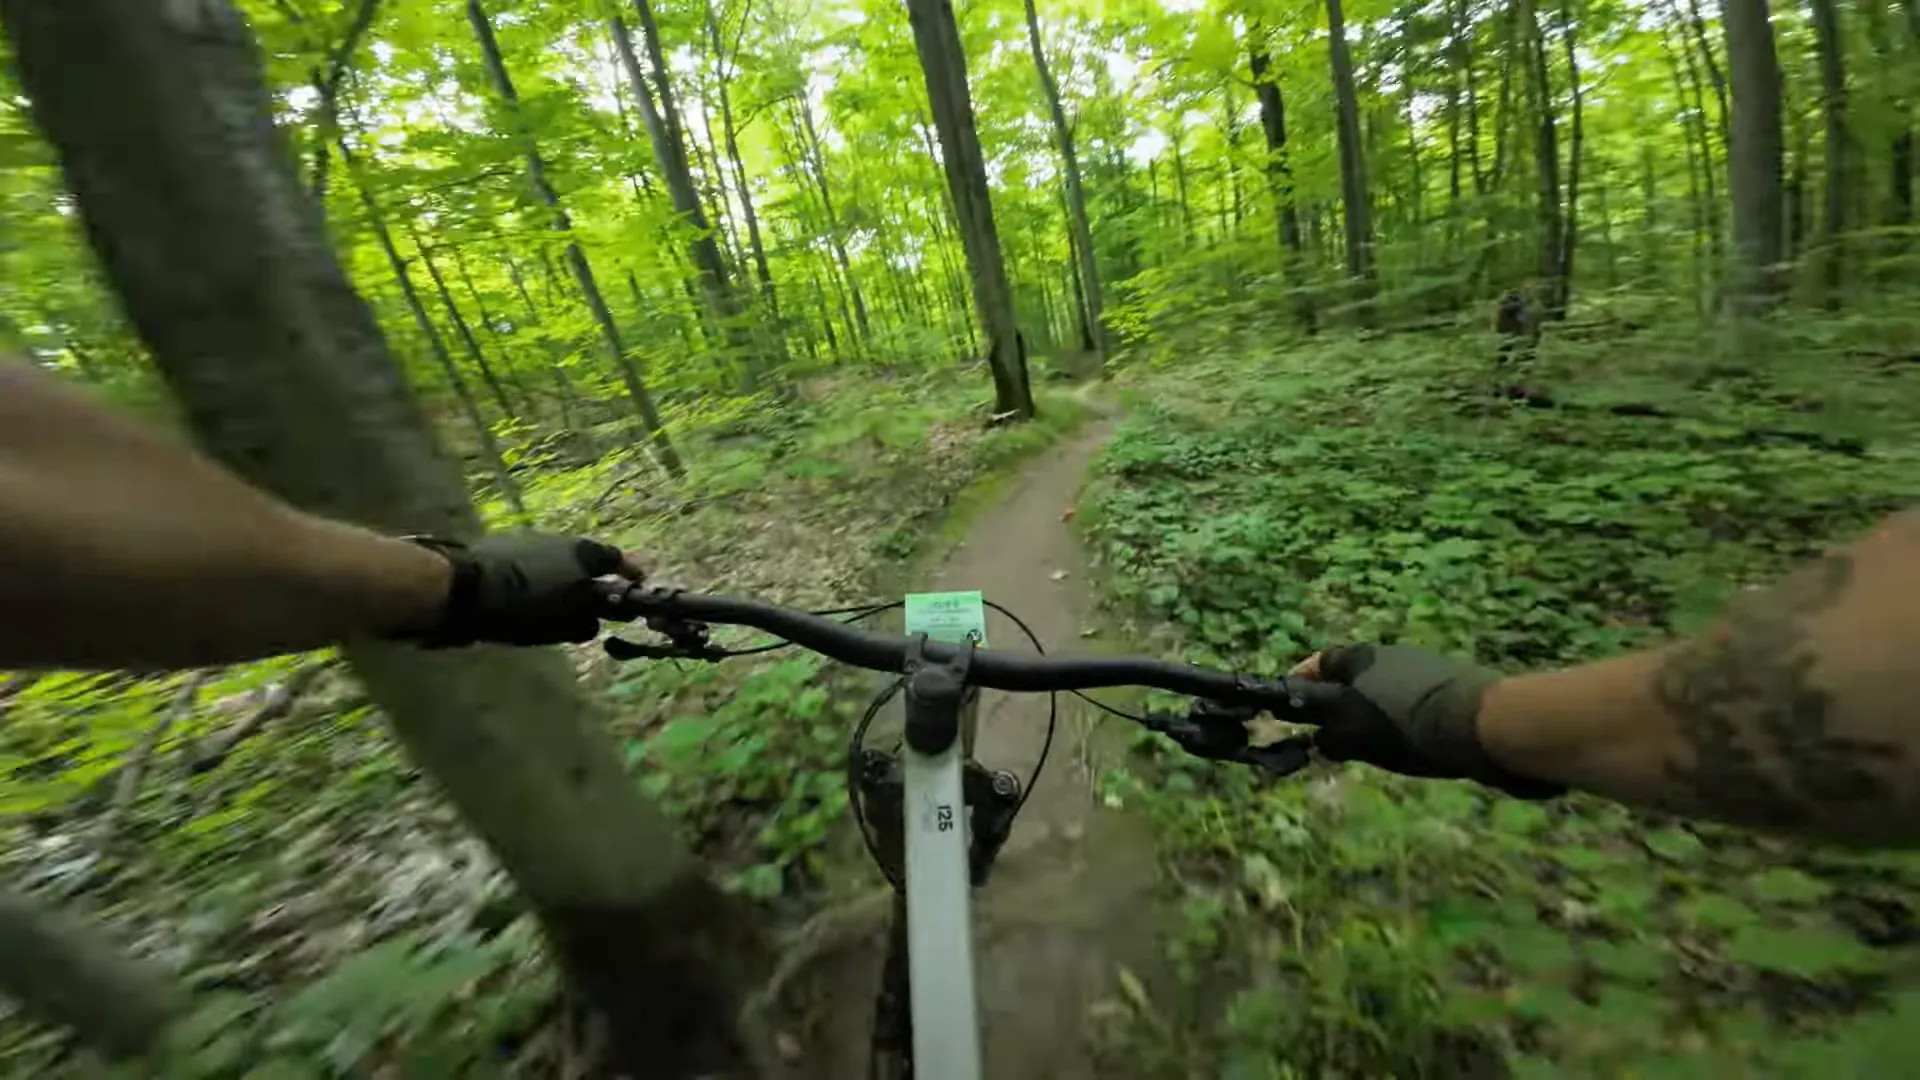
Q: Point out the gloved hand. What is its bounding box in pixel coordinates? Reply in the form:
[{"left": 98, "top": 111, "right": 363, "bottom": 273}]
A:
[
  {"left": 1293, "top": 644, "right": 1564, "bottom": 799},
  {"left": 401, "top": 533, "right": 639, "bottom": 647}
]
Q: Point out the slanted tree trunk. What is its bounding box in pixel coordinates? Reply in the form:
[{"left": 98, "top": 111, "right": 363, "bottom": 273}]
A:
[
  {"left": 280, "top": 0, "right": 383, "bottom": 214},
  {"left": 1721, "top": 0, "right": 1788, "bottom": 314},
  {"left": 466, "top": 0, "right": 683, "bottom": 477},
  {"left": 1808, "top": 0, "right": 1848, "bottom": 305},
  {"left": 0, "top": 3, "right": 759, "bottom": 1075},
  {"left": 704, "top": 0, "right": 786, "bottom": 359},
  {"left": 410, "top": 227, "right": 519, "bottom": 419},
  {"left": 0, "top": 889, "right": 186, "bottom": 1060},
  {"left": 795, "top": 99, "right": 871, "bottom": 346},
  {"left": 1249, "top": 31, "right": 1315, "bottom": 332},
  {"left": 1021, "top": 0, "right": 1105, "bottom": 364},
  {"left": 343, "top": 146, "right": 526, "bottom": 521},
  {"left": 502, "top": 250, "right": 588, "bottom": 434},
  {"left": 609, "top": 5, "right": 759, "bottom": 384},
  {"left": 904, "top": 0, "right": 1036, "bottom": 418},
  {"left": 1325, "top": 0, "right": 1377, "bottom": 323},
  {"left": 451, "top": 245, "right": 543, "bottom": 421}
]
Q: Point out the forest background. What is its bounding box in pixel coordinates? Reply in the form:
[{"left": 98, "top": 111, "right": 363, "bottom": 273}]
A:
[{"left": 2, "top": 0, "right": 1920, "bottom": 1074}]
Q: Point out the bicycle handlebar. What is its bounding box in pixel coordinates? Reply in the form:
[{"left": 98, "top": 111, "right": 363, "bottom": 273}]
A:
[{"left": 598, "top": 584, "right": 1347, "bottom": 719}]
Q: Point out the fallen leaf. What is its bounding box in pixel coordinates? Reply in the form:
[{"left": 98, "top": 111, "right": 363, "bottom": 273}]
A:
[
  {"left": 1078, "top": 626, "right": 1099, "bottom": 638},
  {"left": 1116, "top": 966, "right": 1155, "bottom": 1018},
  {"left": 1049, "top": 569, "right": 1071, "bottom": 581},
  {"left": 1061, "top": 507, "right": 1077, "bottom": 522}
]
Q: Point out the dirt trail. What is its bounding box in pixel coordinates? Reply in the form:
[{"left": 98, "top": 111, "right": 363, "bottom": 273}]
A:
[{"left": 796, "top": 415, "right": 1168, "bottom": 1079}]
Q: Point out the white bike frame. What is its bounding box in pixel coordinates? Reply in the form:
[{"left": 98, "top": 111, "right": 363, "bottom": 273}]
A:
[{"left": 900, "top": 731, "right": 983, "bottom": 1080}]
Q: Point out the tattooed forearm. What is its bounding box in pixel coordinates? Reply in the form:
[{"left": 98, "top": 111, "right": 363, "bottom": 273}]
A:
[{"left": 1654, "top": 553, "right": 1903, "bottom": 832}]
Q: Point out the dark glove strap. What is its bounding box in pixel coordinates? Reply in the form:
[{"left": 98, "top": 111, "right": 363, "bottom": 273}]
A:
[{"left": 398, "top": 536, "right": 482, "bottom": 648}]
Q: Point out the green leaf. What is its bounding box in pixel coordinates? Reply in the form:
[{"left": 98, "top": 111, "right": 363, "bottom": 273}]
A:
[
  {"left": 1644, "top": 829, "right": 1707, "bottom": 861},
  {"left": 1750, "top": 867, "right": 1831, "bottom": 904},
  {"left": 1723, "top": 922, "right": 1883, "bottom": 977}
]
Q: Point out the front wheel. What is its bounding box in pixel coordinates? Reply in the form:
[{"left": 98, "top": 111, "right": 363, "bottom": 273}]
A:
[{"left": 869, "top": 895, "right": 913, "bottom": 1079}]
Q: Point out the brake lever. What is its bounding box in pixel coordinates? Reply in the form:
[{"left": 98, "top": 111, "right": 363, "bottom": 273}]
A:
[
  {"left": 603, "top": 636, "right": 728, "bottom": 662},
  {"left": 1143, "top": 699, "right": 1314, "bottom": 777},
  {"left": 603, "top": 613, "right": 728, "bottom": 663}
]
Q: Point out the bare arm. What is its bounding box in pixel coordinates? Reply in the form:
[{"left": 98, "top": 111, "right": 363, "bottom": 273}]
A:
[
  {"left": 0, "top": 361, "right": 450, "bottom": 669},
  {"left": 1481, "top": 511, "right": 1920, "bottom": 843}
]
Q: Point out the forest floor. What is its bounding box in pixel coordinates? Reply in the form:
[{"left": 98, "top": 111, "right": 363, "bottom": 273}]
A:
[
  {"left": 1072, "top": 301, "right": 1920, "bottom": 1079},
  {"left": 785, "top": 412, "right": 1180, "bottom": 1079}
]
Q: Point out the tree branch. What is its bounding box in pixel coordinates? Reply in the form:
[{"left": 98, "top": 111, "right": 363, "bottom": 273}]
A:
[
  {"left": 305, "top": 0, "right": 386, "bottom": 199},
  {"left": 91, "top": 672, "right": 210, "bottom": 852},
  {"left": 734, "top": 89, "right": 798, "bottom": 131},
  {"left": 189, "top": 662, "right": 336, "bottom": 776},
  {"left": 319, "top": 0, "right": 384, "bottom": 102}
]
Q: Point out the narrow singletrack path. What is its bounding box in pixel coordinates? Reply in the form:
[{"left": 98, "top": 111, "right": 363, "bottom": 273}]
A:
[{"left": 797, "top": 415, "right": 1168, "bottom": 1079}]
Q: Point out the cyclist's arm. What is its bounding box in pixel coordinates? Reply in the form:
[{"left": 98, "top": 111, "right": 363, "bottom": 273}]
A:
[
  {"left": 1479, "top": 510, "right": 1920, "bottom": 843},
  {"left": 0, "top": 360, "right": 451, "bottom": 669}
]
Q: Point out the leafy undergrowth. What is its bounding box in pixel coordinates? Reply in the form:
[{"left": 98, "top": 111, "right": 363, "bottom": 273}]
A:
[
  {"left": 1079, "top": 308, "right": 1920, "bottom": 1078},
  {"left": 0, "top": 369, "right": 1087, "bottom": 1077}
]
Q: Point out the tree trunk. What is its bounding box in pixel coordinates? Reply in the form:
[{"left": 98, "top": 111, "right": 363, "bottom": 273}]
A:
[
  {"left": 1445, "top": 0, "right": 1466, "bottom": 258},
  {"left": 0, "top": 4, "right": 763, "bottom": 1075},
  {"left": 693, "top": 104, "right": 743, "bottom": 274},
  {"left": 1325, "top": 0, "right": 1377, "bottom": 322},
  {"left": 1685, "top": 0, "right": 1732, "bottom": 145},
  {"left": 1808, "top": 0, "right": 1848, "bottom": 305},
  {"left": 1223, "top": 86, "right": 1247, "bottom": 234},
  {"left": 1169, "top": 130, "right": 1195, "bottom": 241},
  {"left": 796, "top": 99, "right": 871, "bottom": 346},
  {"left": 1404, "top": 70, "right": 1425, "bottom": 235},
  {"left": 1894, "top": 0, "right": 1920, "bottom": 226},
  {"left": 704, "top": 0, "right": 785, "bottom": 356},
  {"left": 467, "top": 1, "right": 681, "bottom": 475},
  {"left": 608, "top": 6, "right": 758, "bottom": 386},
  {"left": 1594, "top": 157, "right": 1618, "bottom": 287},
  {"left": 1557, "top": 0, "right": 1584, "bottom": 316},
  {"left": 1721, "top": 0, "right": 1788, "bottom": 314},
  {"left": 0, "top": 888, "right": 186, "bottom": 1060},
  {"left": 1249, "top": 32, "right": 1315, "bottom": 332},
  {"left": 452, "top": 244, "right": 541, "bottom": 419},
  {"left": 344, "top": 148, "right": 526, "bottom": 521},
  {"left": 1641, "top": 143, "right": 1664, "bottom": 284},
  {"left": 503, "top": 250, "right": 587, "bottom": 434},
  {"left": 1021, "top": 0, "right": 1105, "bottom": 363},
  {"left": 411, "top": 228, "right": 519, "bottom": 419},
  {"left": 1788, "top": 104, "right": 1811, "bottom": 262},
  {"left": 904, "top": 0, "right": 1036, "bottom": 418},
  {"left": 1521, "top": 0, "right": 1566, "bottom": 318},
  {"left": 1669, "top": 45, "right": 1711, "bottom": 308},
  {"left": 1667, "top": 2, "right": 1724, "bottom": 288},
  {"left": 1063, "top": 196, "right": 1094, "bottom": 350}
]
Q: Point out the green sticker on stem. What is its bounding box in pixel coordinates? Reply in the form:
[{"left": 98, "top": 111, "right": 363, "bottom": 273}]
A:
[{"left": 904, "top": 590, "right": 988, "bottom": 647}]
